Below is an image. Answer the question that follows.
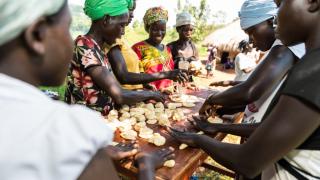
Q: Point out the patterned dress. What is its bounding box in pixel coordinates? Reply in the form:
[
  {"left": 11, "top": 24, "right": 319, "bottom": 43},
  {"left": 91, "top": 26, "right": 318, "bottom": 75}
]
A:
[
  {"left": 65, "top": 35, "right": 114, "bottom": 116},
  {"left": 132, "top": 41, "right": 174, "bottom": 90}
]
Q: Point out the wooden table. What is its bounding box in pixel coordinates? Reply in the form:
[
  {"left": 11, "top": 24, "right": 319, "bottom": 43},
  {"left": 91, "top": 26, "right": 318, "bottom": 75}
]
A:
[{"left": 114, "top": 89, "right": 230, "bottom": 180}]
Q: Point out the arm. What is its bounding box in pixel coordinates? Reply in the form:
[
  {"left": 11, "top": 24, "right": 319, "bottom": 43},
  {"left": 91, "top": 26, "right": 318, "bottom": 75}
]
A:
[
  {"left": 210, "top": 80, "right": 243, "bottom": 87},
  {"left": 205, "top": 45, "right": 297, "bottom": 107},
  {"left": 78, "top": 148, "right": 120, "bottom": 180},
  {"left": 195, "top": 95, "right": 320, "bottom": 178},
  {"left": 107, "top": 46, "right": 181, "bottom": 85},
  {"left": 191, "top": 116, "right": 258, "bottom": 137},
  {"left": 87, "top": 66, "right": 164, "bottom": 105}
]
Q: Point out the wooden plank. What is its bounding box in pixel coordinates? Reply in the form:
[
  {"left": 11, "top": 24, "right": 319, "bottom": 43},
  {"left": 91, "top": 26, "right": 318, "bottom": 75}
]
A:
[{"left": 114, "top": 89, "right": 234, "bottom": 180}]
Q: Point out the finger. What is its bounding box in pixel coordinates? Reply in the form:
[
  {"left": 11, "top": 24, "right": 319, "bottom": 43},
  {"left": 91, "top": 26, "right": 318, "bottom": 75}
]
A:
[{"left": 164, "top": 153, "right": 176, "bottom": 161}]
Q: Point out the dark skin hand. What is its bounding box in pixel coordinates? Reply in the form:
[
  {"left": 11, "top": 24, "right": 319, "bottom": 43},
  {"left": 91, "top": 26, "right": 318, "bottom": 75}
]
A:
[
  {"left": 135, "top": 147, "right": 175, "bottom": 180},
  {"left": 78, "top": 146, "right": 175, "bottom": 180},
  {"left": 107, "top": 46, "right": 188, "bottom": 85},
  {"left": 106, "top": 141, "right": 139, "bottom": 161},
  {"left": 170, "top": 95, "right": 320, "bottom": 178},
  {"left": 87, "top": 66, "right": 165, "bottom": 105},
  {"left": 209, "top": 80, "right": 243, "bottom": 87},
  {"left": 189, "top": 116, "right": 259, "bottom": 138},
  {"left": 200, "top": 45, "right": 297, "bottom": 115}
]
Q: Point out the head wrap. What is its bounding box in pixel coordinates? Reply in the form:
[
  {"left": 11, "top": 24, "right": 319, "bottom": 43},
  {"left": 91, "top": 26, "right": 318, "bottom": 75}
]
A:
[
  {"left": 84, "top": 0, "right": 129, "bottom": 20},
  {"left": 0, "top": 0, "right": 65, "bottom": 46},
  {"left": 175, "top": 12, "right": 195, "bottom": 27},
  {"left": 127, "top": 0, "right": 134, "bottom": 10},
  {"left": 143, "top": 7, "right": 168, "bottom": 31},
  {"left": 239, "top": 0, "right": 278, "bottom": 30}
]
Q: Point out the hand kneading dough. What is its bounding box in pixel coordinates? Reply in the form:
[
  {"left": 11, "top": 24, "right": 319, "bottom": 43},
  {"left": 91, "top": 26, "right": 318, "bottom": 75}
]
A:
[{"left": 207, "top": 116, "right": 223, "bottom": 124}]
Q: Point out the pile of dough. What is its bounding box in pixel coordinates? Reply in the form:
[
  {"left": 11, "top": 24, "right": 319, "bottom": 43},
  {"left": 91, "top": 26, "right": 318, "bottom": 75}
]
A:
[
  {"left": 155, "top": 102, "right": 165, "bottom": 109},
  {"left": 120, "top": 129, "right": 137, "bottom": 140},
  {"left": 146, "top": 119, "right": 158, "bottom": 125},
  {"left": 148, "top": 133, "right": 166, "bottom": 146},
  {"left": 172, "top": 109, "right": 185, "bottom": 121},
  {"left": 182, "top": 102, "right": 195, "bottom": 108},
  {"left": 139, "top": 127, "right": 154, "bottom": 139},
  {"left": 119, "top": 111, "right": 131, "bottom": 121},
  {"left": 107, "top": 109, "right": 119, "bottom": 121},
  {"left": 163, "top": 160, "right": 175, "bottom": 168},
  {"left": 134, "top": 121, "right": 146, "bottom": 131},
  {"left": 157, "top": 114, "right": 170, "bottom": 126},
  {"left": 207, "top": 116, "right": 223, "bottom": 124}
]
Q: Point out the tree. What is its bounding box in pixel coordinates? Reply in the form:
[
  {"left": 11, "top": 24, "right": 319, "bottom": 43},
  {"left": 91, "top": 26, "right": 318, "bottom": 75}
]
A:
[{"left": 179, "top": 0, "right": 211, "bottom": 42}]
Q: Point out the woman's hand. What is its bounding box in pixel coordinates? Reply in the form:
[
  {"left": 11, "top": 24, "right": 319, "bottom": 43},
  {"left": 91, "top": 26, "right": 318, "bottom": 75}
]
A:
[
  {"left": 169, "top": 69, "right": 188, "bottom": 83},
  {"left": 146, "top": 91, "right": 165, "bottom": 103},
  {"left": 167, "top": 127, "right": 200, "bottom": 148},
  {"left": 199, "top": 99, "right": 213, "bottom": 116},
  {"left": 135, "top": 147, "right": 175, "bottom": 169},
  {"left": 188, "top": 116, "right": 219, "bottom": 135},
  {"left": 106, "top": 141, "right": 139, "bottom": 161}
]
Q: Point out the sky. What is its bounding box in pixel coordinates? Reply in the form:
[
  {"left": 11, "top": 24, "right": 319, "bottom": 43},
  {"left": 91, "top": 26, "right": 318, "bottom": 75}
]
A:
[{"left": 69, "top": 0, "right": 245, "bottom": 26}]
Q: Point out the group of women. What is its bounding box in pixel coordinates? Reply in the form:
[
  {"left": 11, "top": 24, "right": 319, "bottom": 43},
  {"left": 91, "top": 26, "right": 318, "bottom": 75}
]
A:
[
  {"left": 65, "top": 0, "right": 200, "bottom": 116},
  {"left": 0, "top": 0, "right": 319, "bottom": 179}
]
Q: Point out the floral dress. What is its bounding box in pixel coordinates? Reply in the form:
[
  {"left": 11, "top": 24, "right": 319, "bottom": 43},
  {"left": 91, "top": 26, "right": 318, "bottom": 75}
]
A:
[
  {"left": 132, "top": 41, "right": 174, "bottom": 90},
  {"left": 65, "top": 35, "right": 114, "bottom": 116}
]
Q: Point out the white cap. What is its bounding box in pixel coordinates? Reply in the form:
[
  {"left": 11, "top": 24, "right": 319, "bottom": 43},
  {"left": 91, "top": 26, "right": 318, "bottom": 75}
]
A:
[{"left": 175, "top": 12, "right": 195, "bottom": 27}]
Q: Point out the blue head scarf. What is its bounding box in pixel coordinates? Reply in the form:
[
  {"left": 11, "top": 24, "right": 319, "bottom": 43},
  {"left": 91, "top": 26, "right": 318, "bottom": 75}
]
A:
[{"left": 239, "top": 0, "right": 278, "bottom": 30}]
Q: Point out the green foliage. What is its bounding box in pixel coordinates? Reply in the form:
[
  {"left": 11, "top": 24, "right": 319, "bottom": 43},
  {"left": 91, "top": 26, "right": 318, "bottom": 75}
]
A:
[{"left": 70, "top": 4, "right": 91, "bottom": 38}]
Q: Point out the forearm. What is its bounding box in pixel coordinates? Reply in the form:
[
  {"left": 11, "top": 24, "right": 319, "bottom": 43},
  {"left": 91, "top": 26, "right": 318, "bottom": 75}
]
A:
[
  {"left": 195, "top": 135, "right": 252, "bottom": 177},
  {"left": 214, "top": 123, "right": 260, "bottom": 137},
  {"left": 117, "top": 90, "right": 153, "bottom": 105},
  {"left": 119, "top": 71, "right": 172, "bottom": 85},
  {"left": 216, "top": 106, "right": 246, "bottom": 116},
  {"left": 206, "top": 86, "right": 253, "bottom": 107},
  {"left": 137, "top": 159, "right": 156, "bottom": 180}
]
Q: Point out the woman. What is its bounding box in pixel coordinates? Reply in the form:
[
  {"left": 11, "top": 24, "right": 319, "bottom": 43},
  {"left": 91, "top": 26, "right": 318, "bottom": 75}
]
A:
[
  {"left": 106, "top": 0, "right": 187, "bottom": 90},
  {"left": 169, "top": 0, "right": 320, "bottom": 179},
  {"left": 234, "top": 40, "right": 256, "bottom": 81},
  {"left": 0, "top": 0, "right": 174, "bottom": 180},
  {"left": 132, "top": 7, "right": 175, "bottom": 92},
  {"left": 167, "top": 12, "right": 200, "bottom": 89},
  {"left": 65, "top": 0, "right": 165, "bottom": 116}
]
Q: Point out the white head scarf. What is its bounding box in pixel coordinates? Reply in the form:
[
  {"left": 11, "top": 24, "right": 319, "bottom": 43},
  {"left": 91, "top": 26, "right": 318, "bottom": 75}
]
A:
[
  {"left": 0, "top": 0, "right": 65, "bottom": 46},
  {"left": 175, "top": 12, "right": 195, "bottom": 27},
  {"left": 239, "top": 0, "right": 278, "bottom": 30}
]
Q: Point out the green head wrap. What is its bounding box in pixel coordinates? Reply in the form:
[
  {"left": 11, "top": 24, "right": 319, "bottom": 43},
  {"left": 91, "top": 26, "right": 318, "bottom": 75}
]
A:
[
  {"left": 127, "top": 0, "right": 134, "bottom": 10},
  {"left": 84, "top": 0, "right": 129, "bottom": 21}
]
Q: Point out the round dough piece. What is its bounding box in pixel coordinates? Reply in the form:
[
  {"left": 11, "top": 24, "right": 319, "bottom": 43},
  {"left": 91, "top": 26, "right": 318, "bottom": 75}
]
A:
[
  {"left": 163, "top": 160, "right": 175, "bottom": 168},
  {"left": 207, "top": 116, "right": 223, "bottom": 124},
  {"left": 120, "top": 130, "right": 137, "bottom": 140}
]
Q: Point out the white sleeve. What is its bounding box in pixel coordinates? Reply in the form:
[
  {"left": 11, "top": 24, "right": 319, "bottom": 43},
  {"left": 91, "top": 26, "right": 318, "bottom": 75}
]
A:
[
  {"left": 288, "top": 43, "right": 306, "bottom": 59},
  {"left": 238, "top": 54, "right": 255, "bottom": 70}
]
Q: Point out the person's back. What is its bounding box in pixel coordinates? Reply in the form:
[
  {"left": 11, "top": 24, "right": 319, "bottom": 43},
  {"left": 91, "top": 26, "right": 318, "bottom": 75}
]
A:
[
  {"left": 234, "top": 53, "right": 256, "bottom": 81},
  {"left": 0, "top": 74, "right": 112, "bottom": 180}
]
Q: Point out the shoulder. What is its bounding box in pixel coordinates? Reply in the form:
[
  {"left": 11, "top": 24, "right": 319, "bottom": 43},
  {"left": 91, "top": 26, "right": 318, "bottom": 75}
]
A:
[
  {"left": 132, "top": 41, "right": 146, "bottom": 49},
  {"left": 167, "top": 40, "right": 178, "bottom": 47},
  {"left": 74, "top": 35, "right": 96, "bottom": 49}
]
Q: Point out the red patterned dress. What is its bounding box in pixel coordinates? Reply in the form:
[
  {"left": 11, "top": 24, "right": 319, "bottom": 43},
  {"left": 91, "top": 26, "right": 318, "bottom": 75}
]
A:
[
  {"left": 65, "top": 35, "right": 114, "bottom": 116},
  {"left": 132, "top": 41, "right": 174, "bottom": 90}
]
